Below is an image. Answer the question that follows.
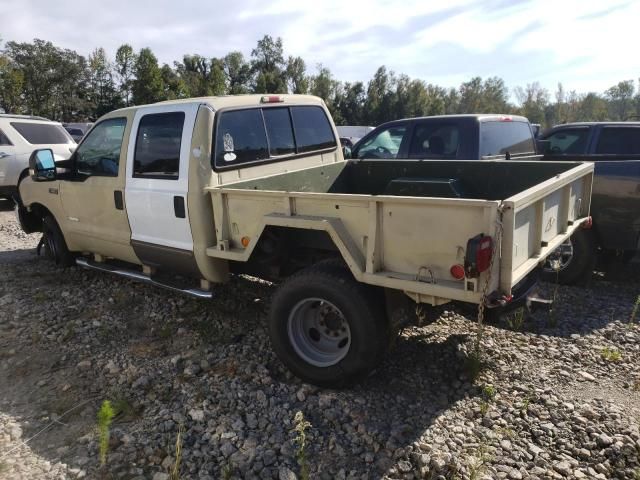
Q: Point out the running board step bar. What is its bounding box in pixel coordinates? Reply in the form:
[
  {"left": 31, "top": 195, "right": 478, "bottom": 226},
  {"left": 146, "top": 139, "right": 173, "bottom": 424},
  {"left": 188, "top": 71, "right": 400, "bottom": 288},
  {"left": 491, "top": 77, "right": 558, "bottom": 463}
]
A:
[{"left": 76, "top": 257, "right": 213, "bottom": 299}]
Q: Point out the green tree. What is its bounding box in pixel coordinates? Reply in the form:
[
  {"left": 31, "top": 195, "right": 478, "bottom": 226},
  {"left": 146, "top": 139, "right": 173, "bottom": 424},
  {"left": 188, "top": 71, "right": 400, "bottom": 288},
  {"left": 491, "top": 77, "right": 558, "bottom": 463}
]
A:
[
  {"left": 88, "top": 47, "right": 121, "bottom": 117},
  {"left": 514, "top": 82, "right": 549, "bottom": 124},
  {"left": 115, "top": 44, "right": 136, "bottom": 106},
  {"left": 605, "top": 80, "right": 635, "bottom": 120},
  {"left": 161, "top": 64, "right": 188, "bottom": 100},
  {"left": 286, "top": 56, "right": 309, "bottom": 94},
  {"left": 132, "top": 47, "right": 165, "bottom": 105},
  {"left": 176, "top": 54, "right": 225, "bottom": 97},
  {"left": 309, "top": 64, "right": 342, "bottom": 123},
  {"left": 0, "top": 46, "right": 24, "bottom": 113},
  {"left": 365, "top": 66, "right": 396, "bottom": 125},
  {"left": 335, "top": 81, "right": 366, "bottom": 125},
  {"left": 251, "top": 35, "right": 287, "bottom": 93},
  {"left": 223, "top": 51, "right": 251, "bottom": 94}
]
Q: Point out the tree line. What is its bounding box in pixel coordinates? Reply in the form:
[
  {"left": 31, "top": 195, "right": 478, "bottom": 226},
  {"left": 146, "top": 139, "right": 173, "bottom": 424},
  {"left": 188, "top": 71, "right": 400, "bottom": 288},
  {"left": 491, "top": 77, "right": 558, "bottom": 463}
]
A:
[{"left": 1, "top": 36, "right": 639, "bottom": 128}]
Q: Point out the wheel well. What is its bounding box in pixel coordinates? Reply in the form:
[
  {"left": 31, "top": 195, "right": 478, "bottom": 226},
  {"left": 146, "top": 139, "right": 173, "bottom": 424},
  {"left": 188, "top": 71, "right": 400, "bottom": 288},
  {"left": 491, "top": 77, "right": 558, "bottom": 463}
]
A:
[
  {"left": 231, "top": 226, "right": 341, "bottom": 280},
  {"left": 19, "top": 202, "right": 53, "bottom": 233}
]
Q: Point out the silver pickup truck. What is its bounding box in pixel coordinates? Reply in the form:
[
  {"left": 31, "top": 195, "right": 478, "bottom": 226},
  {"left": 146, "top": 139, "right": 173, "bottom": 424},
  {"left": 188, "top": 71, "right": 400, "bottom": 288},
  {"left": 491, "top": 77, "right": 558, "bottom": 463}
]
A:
[{"left": 18, "top": 94, "right": 594, "bottom": 386}]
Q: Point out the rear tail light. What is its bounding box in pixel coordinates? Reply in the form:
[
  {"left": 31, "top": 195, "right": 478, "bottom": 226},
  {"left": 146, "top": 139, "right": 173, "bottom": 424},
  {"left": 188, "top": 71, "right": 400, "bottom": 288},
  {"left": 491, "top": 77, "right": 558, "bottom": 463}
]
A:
[
  {"left": 582, "top": 216, "right": 593, "bottom": 229},
  {"left": 260, "top": 95, "right": 284, "bottom": 103},
  {"left": 464, "top": 234, "right": 493, "bottom": 278},
  {"left": 450, "top": 264, "right": 465, "bottom": 280}
]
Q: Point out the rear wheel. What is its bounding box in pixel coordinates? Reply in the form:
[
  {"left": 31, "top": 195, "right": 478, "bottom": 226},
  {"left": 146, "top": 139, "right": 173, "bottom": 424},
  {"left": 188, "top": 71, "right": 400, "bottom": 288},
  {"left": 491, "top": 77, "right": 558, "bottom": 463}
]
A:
[
  {"left": 269, "top": 264, "right": 388, "bottom": 387},
  {"left": 542, "top": 229, "right": 597, "bottom": 285},
  {"left": 42, "top": 215, "right": 75, "bottom": 267}
]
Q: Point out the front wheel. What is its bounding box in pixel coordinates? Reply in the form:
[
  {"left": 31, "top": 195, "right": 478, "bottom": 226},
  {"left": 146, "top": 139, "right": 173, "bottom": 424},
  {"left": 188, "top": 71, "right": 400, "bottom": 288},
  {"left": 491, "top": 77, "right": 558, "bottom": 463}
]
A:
[
  {"left": 542, "top": 229, "right": 597, "bottom": 285},
  {"left": 269, "top": 265, "right": 389, "bottom": 387},
  {"left": 42, "top": 215, "right": 75, "bottom": 267}
]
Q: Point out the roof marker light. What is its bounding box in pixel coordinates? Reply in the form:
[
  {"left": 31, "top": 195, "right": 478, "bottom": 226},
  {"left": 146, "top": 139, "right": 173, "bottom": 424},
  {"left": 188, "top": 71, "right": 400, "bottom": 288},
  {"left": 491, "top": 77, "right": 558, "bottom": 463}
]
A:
[{"left": 261, "top": 95, "right": 284, "bottom": 103}]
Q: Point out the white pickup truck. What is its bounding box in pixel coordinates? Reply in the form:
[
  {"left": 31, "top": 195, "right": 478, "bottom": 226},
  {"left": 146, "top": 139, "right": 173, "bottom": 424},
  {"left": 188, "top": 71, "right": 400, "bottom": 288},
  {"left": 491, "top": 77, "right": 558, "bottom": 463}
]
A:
[{"left": 18, "top": 94, "right": 594, "bottom": 386}]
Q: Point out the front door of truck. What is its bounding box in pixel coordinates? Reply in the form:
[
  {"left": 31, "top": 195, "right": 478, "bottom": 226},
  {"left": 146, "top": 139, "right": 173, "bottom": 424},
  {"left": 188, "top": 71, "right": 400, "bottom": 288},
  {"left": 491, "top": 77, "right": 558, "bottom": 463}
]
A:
[
  {"left": 124, "top": 103, "right": 199, "bottom": 274},
  {"left": 59, "top": 116, "right": 133, "bottom": 258}
]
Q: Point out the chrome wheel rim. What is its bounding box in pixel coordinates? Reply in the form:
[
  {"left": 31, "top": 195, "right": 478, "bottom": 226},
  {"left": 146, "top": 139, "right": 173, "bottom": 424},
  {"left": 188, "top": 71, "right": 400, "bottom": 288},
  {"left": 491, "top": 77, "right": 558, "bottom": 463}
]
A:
[
  {"left": 544, "top": 239, "right": 574, "bottom": 273},
  {"left": 287, "top": 298, "right": 351, "bottom": 367}
]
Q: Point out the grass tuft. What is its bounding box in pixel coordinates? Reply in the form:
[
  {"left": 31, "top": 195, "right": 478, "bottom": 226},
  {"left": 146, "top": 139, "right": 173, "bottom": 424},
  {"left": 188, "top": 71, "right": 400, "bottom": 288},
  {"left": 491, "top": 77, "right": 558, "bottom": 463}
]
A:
[
  {"left": 293, "top": 411, "right": 312, "bottom": 480},
  {"left": 97, "top": 400, "right": 115, "bottom": 467},
  {"left": 601, "top": 347, "right": 622, "bottom": 362},
  {"left": 169, "top": 424, "right": 184, "bottom": 480}
]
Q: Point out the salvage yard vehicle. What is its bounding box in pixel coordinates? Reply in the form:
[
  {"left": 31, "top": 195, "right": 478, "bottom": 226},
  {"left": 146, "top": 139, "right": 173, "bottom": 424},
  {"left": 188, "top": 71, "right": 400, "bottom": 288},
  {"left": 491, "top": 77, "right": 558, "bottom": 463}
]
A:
[
  {"left": 0, "top": 114, "right": 76, "bottom": 203},
  {"left": 351, "top": 114, "right": 537, "bottom": 161},
  {"left": 17, "top": 94, "right": 594, "bottom": 386},
  {"left": 540, "top": 122, "right": 640, "bottom": 284}
]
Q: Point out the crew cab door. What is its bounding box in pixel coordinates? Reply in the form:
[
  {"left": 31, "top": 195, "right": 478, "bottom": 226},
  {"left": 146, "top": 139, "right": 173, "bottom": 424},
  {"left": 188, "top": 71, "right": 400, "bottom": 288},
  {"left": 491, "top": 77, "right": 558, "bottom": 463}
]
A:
[
  {"left": 124, "top": 103, "right": 198, "bottom": 272},
  {"left": 58, "top": 116, "right": 134, "bottom": 259}
]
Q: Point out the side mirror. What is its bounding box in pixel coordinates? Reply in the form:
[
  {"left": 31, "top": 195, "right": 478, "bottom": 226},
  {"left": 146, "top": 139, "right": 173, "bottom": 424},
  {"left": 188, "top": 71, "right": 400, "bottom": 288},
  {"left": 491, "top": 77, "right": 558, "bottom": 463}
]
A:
[
  {"left": 342, "top": 146, "right": 352, "bottom": 159},
  {"left": 536, "top": 140, "right": 551, "bottom": 155},
  {"left": 29, "top": 149, "right": 57, "bottom": 181}
]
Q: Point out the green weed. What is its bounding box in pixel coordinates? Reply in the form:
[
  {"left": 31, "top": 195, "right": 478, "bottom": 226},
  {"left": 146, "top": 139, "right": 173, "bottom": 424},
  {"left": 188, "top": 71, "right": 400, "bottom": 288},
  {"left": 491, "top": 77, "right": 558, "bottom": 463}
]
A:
[
  {"left": 97, "top": 400, "right": 115, "bottom": 467},
  {"left": 505, "top": 307, "right": 526, "bottom": 330},
  {"left": 169, "top": 424, "right": 184, "bottom": 480},
  {"left": 221, "top": 462, "right": 232, "bottom": 480},
  {"left": 601, "top": 347, "right": 622, "bottom": 362},
  {"left": 464, "top": 352, "right": 487, "bottom": 382},
  {"left": 293, "top": 411, "right": 312, "bottom": 480}
]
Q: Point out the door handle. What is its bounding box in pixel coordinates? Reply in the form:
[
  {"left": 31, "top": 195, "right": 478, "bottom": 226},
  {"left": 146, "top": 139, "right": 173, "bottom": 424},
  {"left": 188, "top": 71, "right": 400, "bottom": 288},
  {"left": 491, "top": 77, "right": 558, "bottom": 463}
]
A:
[
  {"left": 114, "top": 190, "right": 124, "bottom": 210},
  {"left": 173, "top": 196, "right": 185, "bottom": 218},
  {"left": 0, "top": 152, "right": 9, "bottom": 159}
]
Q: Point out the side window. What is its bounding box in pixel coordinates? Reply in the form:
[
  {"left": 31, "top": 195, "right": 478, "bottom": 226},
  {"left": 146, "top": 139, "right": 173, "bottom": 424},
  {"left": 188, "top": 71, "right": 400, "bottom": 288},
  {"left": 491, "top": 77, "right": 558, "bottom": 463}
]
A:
[
  {"left": 544, "top": 128, "right": 590, "bottom": 155},
  {"left": 75, "top": 118, "right": 126, "bottom": 176},
  {"left": 215, "top": 109, "right": 269, "bottom": 166},
  {"left": 595, "top": 127, "right": 640, "bottom": 155},
  {"left": 409, "top": 123, "right": 460, "bottom": 158},
  {"left": 356, "top": 125, "right": 407, "bottom": 159},
  {"left": 10, "top": 122, "right": 72, "bottom": 144},
  {"left": 264, "top": 108, "right": 295, "bottom": 156},
  {"left": 290, "top": 106, "right": 336, "bottom": 153},
  {"left": 134, "top": 112, "right": 185, "bottom": 179},
  {"left": 0, "top": 129, "right": 13, "bottom": 146},
  {"left": 480, "top": 121, "right": 535, "bottom": 157}
]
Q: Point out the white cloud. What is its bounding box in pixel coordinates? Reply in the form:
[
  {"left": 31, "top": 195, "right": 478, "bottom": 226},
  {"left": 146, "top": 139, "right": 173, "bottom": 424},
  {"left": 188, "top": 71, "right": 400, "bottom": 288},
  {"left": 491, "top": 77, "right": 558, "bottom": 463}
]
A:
[{"left": 2, "top": 0, "right": 639, "bottom": 94}]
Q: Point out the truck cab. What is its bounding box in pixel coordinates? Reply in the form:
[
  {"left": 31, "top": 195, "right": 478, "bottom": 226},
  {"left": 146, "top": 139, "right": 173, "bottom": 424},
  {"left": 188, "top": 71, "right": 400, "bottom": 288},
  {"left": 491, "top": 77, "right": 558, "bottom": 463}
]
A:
[{"left": 351, "top": 114, "right": 536, "bottom": 161}]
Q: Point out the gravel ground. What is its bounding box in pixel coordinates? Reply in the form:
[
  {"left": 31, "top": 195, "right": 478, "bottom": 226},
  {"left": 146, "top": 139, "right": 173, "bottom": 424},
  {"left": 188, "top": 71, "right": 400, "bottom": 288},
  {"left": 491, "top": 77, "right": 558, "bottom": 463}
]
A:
[{"left": 1, "top": 199, "right": 639, "bottom": 480}]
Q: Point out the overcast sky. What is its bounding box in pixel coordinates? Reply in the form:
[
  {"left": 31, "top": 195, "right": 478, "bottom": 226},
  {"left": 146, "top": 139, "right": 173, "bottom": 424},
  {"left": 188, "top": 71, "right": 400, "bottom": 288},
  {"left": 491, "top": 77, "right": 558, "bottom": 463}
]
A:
[{"left": 3, "top": 0, "right": 639, "bottom": 99}]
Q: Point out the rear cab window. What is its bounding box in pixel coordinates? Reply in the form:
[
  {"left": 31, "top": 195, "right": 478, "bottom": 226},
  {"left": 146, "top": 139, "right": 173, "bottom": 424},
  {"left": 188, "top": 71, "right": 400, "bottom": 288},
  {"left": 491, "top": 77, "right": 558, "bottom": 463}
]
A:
[
  {"left": 480, "top": 121, "right": 535, "bottom": 158},
  {"left": 213, "top": 105, "right": 336, "bottom": 169},
  {"left": 544, "top": 128, "right": 590, "bottom": 155},
  {"left": 9, "top": 122, "right": 72, "bottom": 144},
  {"left": 408, "top": 122, "right": 460, "bottom": 158},
  {"left": 595, "top": 127, "right": 640, "bottom": 155}
]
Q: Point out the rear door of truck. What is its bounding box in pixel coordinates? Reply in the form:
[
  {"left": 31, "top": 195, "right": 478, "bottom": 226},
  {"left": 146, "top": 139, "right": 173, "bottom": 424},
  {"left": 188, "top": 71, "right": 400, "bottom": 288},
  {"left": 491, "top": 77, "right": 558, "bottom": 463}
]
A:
[{"left": 124, "top": 103, "right": 199, "bottom": 272}]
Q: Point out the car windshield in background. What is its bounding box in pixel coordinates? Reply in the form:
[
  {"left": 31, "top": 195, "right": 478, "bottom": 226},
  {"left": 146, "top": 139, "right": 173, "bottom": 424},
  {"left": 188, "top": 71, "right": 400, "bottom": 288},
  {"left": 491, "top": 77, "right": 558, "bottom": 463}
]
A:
[
  {"left": 480, "top": 121, "right": 535, "bottom": 157},
  {"left": 10, "top": 122, "right": 72, "bottom": 144},
  {"left": 356, "top": 126, "right": 406, "bottom": 159},
  {"left": 408, "top": 123, "right": 460, "bottom": 158},
  {"left": 544, "top": 128, "right": 590, "bottom": 154}
]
